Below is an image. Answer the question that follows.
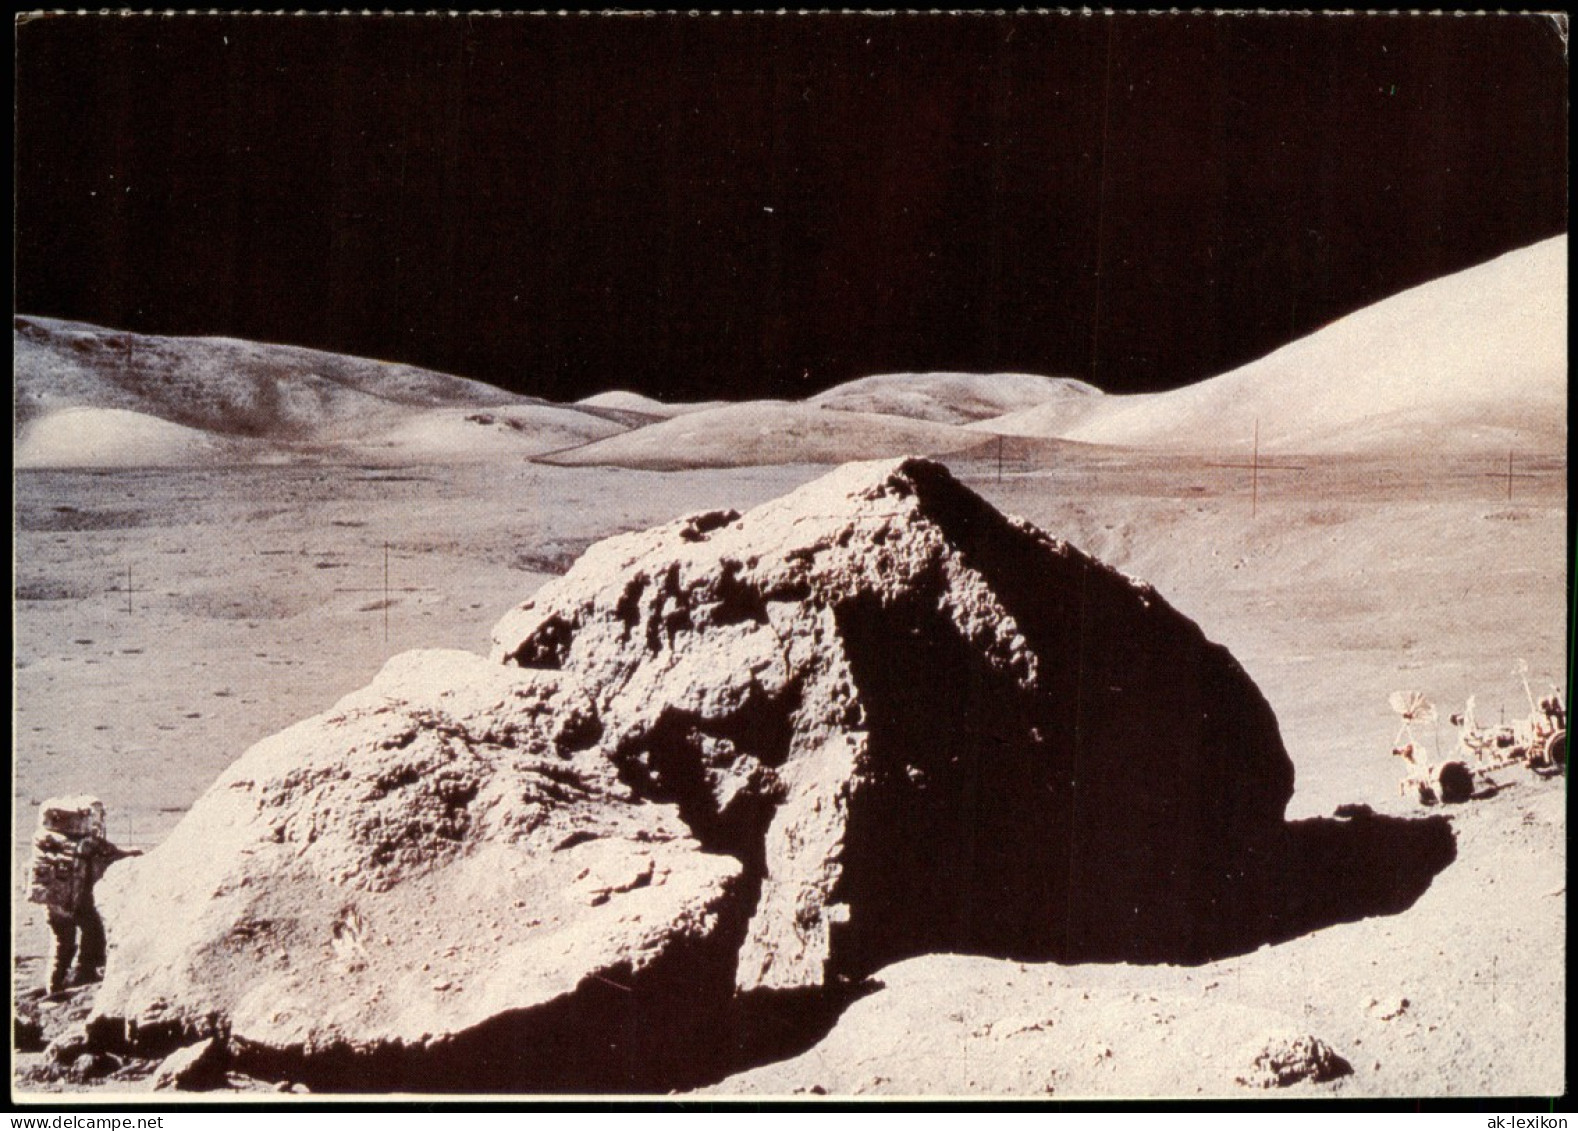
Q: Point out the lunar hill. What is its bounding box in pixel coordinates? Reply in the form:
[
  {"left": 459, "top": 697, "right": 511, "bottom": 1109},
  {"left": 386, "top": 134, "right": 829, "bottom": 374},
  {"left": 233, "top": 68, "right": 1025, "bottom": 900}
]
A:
[
  {"left": 12, "top": 406, "right": 250, "bottom": 469},
  {"left": 977, "top": 235, "right": 1567, "bottom": 454},
  {"left": 12, "top": 316, "right": 623, "bottom": 466},
  {"left": 86, "top": 459, "right": 1452, "bottom": 1093},
  {"left": 808, "top": 371, "right": 1099, "bottom": 425}
]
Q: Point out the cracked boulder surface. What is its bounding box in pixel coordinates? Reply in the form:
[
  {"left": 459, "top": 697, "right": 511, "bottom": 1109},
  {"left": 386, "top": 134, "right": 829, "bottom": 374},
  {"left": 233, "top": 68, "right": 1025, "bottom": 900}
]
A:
[
  {"left": 90, "top": 457, "right": 1296, "bottom": 1090},
  {"left": 491, "top": 457, "right": 1295, "bottom": 987}
]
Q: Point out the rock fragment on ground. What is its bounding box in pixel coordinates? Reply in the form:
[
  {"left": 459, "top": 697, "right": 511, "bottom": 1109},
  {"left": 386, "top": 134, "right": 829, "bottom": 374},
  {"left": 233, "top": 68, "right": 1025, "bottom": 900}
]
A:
[
  {"left": 1364, "top": 995, "right": 1409, "bottom": 1022},
  {"left": 1235, "top": 1031, "right": 1353, "bottom": 1088},
  {"left": 45, "top": 1024, "right": 91, "bottom": 1066},
  {"left": 152, "top": 1037, "right": 228, "bottom": 1091}
]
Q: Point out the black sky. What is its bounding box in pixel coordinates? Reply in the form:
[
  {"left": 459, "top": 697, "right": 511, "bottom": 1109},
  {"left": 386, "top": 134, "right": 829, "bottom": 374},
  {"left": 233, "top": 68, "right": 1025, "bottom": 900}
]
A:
[{"left": 13, "top": 13, "right": 1569, "bottom": 403}]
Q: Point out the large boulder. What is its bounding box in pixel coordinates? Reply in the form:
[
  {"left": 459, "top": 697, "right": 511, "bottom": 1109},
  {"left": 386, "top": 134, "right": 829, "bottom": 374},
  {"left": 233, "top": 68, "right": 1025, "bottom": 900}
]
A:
[
  {"left": 91, "top": 457, "right": 1295, "bottom": 1089},
  {"left": 490, "top": 457, "right": 1294, "bottom": 985}
]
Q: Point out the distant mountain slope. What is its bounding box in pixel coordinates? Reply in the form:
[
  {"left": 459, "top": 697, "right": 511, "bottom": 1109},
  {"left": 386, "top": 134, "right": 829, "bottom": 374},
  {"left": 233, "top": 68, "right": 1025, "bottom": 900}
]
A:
[
  {"left": 810, "top": 371, "right": 1100, "bottom": 425},
  {"left": 965, "top": 393, "right": 1110, "bottom": 439},
  {"left": 540, "top": 402, "right": 984, "bottom": 470},
  {"left": 14, "top": 316, "right": 531, "bottom": 440},
  {"left": 1037, "top": 236, "right": 1566, "bottom": 454},
  {"left": 12, "top": 316, "right": 627, "bottom": 464}
]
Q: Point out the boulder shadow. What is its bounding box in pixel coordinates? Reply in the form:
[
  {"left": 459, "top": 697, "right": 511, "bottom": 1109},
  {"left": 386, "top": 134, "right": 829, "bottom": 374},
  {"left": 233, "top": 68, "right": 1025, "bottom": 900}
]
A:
[
  {"left": 822, "top": 580, "right": 1459, "bottom": 970},
  {"left": 1230, "top": 810, "right": 1456, "bottom": 959}
]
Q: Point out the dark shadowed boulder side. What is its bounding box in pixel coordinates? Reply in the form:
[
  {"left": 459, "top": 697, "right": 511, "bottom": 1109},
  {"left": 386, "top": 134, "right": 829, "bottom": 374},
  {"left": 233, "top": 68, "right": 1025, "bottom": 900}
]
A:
[{"left": 88, "top": 457, "right": 1448, "bottom": 1093}]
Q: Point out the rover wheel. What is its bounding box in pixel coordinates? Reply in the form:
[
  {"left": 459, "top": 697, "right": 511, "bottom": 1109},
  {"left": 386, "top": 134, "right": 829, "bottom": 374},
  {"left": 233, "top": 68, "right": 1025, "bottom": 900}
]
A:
[{"left": 1434, "top": 760, "right": 1475, "bottom": 804}]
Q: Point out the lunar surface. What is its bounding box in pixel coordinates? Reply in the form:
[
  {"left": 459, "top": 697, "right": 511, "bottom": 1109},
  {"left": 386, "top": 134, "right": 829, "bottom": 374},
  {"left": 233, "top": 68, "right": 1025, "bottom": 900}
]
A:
[{"left": 11, "top": 237, "right": 1566, "bottom": 1097}]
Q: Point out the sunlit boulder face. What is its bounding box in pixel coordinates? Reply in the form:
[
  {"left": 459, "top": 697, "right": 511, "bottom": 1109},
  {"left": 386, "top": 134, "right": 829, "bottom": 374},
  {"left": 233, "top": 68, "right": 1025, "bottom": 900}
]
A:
[
  {"left": 92, "top": 651, "right": 750, "bottom": 1091},
  {"left": 491, "top": 457, "right": 1296, "bottom": 986}
]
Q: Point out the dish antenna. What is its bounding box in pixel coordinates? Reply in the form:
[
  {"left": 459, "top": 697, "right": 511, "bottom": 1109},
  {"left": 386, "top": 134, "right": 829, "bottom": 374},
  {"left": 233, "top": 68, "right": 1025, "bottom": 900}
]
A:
[{"left": 1389, "top": 689, "right": 1436, "bottom": 751}]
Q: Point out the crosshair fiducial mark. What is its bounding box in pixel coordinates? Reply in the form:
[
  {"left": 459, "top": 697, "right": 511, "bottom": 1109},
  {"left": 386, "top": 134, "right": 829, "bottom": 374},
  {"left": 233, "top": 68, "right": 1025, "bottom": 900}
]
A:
[
  {"left": 1468, "top": 953, "right": 1501, "bottom": 1006},
  {"left": 110, "top": 563, "right": 144, "bottom": 615},
  {"left": 333, "top": 541, "right": 435, "bottom": 643},
  {"left": 1206, "top": 419, "right": 1305, "bottom": 518},
  {"left": 1484, "top": 448, "right": 1541, "bottom": 504}
]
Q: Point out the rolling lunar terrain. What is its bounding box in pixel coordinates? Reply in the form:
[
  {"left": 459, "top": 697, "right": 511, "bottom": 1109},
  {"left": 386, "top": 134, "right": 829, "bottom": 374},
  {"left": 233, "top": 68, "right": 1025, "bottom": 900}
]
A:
[{"left": 11, "top": 236, "right": 1566, "bottom": 1098}]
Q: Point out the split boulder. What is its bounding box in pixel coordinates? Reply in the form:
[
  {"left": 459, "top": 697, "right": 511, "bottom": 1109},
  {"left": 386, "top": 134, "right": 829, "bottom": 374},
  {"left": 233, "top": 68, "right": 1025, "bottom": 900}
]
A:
[{"left": 91, "top": 457, "right": 1296, "bottom": 1089}]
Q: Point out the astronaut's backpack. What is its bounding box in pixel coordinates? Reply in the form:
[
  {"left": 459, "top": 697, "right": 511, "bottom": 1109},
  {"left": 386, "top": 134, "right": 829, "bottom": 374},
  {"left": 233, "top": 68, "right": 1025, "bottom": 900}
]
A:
[{"left": 27, "top": 797, "right": 106, "bottom": 912}]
